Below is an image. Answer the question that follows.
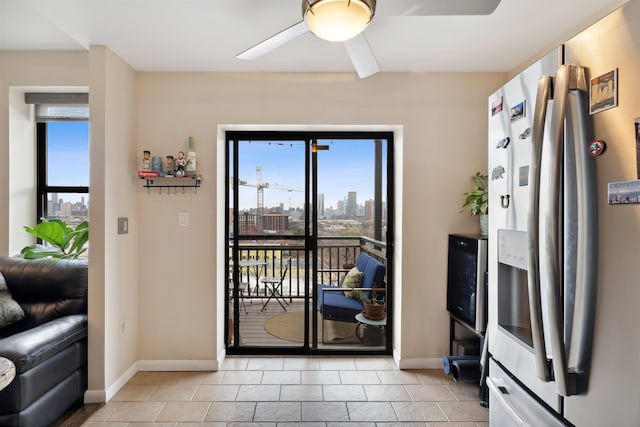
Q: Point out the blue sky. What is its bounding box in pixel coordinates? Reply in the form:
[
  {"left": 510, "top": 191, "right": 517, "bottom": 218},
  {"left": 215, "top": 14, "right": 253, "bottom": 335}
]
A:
[
  {"left": 235, "top": 139, "right": 387, "bottom": 210},
  {"left": 47, "top": 121, "right": 89, "bottom": 204},
  {"left": 48, "top": 121, "right": 89, "bottom": 186}
]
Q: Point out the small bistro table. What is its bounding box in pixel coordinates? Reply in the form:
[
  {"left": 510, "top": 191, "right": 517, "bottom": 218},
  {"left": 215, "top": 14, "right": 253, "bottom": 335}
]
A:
[
  {"left": 355, "top": 312, "right": 386, "bottom": 346},
  {"left": 0, "top": 357, "right": 16, "bottom": 391}
]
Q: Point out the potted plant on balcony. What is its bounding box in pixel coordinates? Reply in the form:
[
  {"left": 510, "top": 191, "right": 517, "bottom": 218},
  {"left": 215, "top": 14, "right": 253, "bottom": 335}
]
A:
[
  {"left": 461, "top": 172, "right": 489, "bottom": 235},
  {"left": 350, "top": 288, "right": 386, "bottom": 320}
]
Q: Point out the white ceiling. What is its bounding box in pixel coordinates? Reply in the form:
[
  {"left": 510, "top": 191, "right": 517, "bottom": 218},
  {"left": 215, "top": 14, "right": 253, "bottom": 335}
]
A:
[{"left": 0, "top": 0, "right": 630, "bottom": 74}]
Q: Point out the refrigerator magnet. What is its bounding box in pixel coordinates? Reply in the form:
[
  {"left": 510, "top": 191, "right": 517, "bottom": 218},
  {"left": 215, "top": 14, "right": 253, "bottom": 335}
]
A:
[
  {"left": 510, "top": 100, "right": 526, "bottom": 121},
  {"left": 589, "top": 139, "right": 606, "bottom": 157},
  {"left": 496, "top": 137, "right": 510, "bottom": 149},
  {"left": 518, "top": 127, "right": 532, "bottom": 139},
  {"left": 491, "top": 165, "right": 505, "bottom": 180},
  {"left": 589, "top": 69, "right": 618, "bottom": 115},
  {"left": 491, "top": 96, "right": 503, "bottom": 116}
]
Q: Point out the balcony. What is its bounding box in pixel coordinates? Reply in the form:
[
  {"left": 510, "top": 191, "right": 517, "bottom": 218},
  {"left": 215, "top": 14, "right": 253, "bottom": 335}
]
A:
[{"left": 228, "top": 236, "right": 387, "bottom": 349}]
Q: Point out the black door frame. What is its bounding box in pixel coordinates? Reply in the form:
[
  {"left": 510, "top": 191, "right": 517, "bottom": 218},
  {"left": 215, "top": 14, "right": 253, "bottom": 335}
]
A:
[{"left": 225, "top": 130, "right": 394, "bottom": 356}]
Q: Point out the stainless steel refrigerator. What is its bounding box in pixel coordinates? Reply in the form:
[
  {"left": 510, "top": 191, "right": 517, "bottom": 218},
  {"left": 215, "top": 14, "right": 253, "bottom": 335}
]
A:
[{"left": 486, "top": 1, "right": 640, "bottom": 425}]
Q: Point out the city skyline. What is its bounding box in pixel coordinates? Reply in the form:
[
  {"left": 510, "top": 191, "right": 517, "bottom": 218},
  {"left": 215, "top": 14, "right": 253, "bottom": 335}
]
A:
[{"left": 234, "top": 138, "right": 387, "bottom": 211}]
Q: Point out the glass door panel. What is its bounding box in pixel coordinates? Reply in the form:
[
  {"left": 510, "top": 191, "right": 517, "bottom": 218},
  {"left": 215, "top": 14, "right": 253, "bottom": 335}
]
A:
[
  {"left": 228, "top": 137, "right": 307, "bottom": 350},
  {"left": 314, "top": 138, "right": 388, "bottom": 351}
]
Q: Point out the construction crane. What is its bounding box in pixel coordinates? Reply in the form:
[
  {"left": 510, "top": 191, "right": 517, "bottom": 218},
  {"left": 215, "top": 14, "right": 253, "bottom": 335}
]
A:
[{"left": 231, "top": 166, "right": 303, "bottom": 231}]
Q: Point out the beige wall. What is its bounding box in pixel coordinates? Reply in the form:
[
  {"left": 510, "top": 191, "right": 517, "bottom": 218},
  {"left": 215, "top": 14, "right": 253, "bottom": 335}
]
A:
[
  {"left": 88, "top": 46, "right": 139, "bottom": 400},
  {"left": 135, "top": 72, "right": 506, "bottom": 364}
]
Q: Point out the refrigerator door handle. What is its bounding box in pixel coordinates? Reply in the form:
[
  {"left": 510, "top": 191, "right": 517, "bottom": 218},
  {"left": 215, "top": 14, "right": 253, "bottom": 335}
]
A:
[
  {"left": 566, "top": 66, "right": 598, "bottom": 395},
  {"left": 546, "top": 64, "right": 571, "bottom": 397},
  {"left": 546, "top": 64, "right": 595, "bottom": 397},
  {"left": 527, "top": 75, "right": 553, "bottom": 382},
  {"left": 486, "top": 377, "right": 526, "bottom": 426}
]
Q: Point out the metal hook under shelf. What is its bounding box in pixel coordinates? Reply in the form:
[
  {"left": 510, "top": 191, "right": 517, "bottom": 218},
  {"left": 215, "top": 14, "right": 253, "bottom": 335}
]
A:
[{"left": 141, "top": 176, "right": 202, "bottom": 194}]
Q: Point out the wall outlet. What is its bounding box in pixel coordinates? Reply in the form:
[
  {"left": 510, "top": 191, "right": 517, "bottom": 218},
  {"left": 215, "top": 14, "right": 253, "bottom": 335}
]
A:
[{"left": 120, "top": 318, "right": 126, "bottom": 335}]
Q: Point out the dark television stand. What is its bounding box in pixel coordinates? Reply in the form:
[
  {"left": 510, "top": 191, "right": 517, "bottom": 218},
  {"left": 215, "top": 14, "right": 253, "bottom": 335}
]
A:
[{"left": 449, "top": 313, "right": 485, "bottom": 356}]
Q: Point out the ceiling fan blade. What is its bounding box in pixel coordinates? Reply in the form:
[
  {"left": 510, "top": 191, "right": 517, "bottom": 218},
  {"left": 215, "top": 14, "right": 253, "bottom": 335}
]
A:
[
  {"left": 377, "top": 0, "right": 501, "bottom": 16},
  {"left": 344, "top": 33, "right": 380, "bottom": 79},
  {"left": 237, "top": 21, "right": 308, "bottom": 60}
]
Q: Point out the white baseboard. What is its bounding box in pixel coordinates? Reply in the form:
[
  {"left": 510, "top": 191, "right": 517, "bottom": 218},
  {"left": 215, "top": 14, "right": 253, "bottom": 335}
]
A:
[
  {"left": 217, "top": 349, "right": 226, "bottom": 368},
  {"left": 83, "top": 389, "right": 106, "bottom": 404},
  {"left": 105, "top": 361, "right": 139, "bottom": 402},
  {"left": 84, "top": 359, "right": 219, "bottom": 404},
  {"left": 393, "top": 350, "right": 443, "bottom": 370}
]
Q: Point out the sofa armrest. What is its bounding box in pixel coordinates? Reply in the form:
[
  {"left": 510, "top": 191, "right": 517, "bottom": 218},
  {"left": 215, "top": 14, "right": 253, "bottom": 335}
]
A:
[{"left": 0, "top": 315, "right": 87, "bottom": 374}]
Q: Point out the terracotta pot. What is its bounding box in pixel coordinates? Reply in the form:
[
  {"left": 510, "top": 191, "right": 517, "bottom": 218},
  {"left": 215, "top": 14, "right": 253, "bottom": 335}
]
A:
[{"left": 363, "top": 301, "right": 385, "bottom": 320}]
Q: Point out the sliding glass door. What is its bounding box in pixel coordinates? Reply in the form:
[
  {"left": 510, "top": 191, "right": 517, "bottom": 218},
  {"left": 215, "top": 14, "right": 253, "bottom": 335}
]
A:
[{"left": 225, "top": 131, "right": 393, "bottom": 354}]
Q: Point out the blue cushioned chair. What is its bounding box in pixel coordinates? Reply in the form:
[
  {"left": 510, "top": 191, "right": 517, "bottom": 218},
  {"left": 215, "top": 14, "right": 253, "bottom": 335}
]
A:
[{"left": 317, "top": 253, "right": 386, "bottom": 343}]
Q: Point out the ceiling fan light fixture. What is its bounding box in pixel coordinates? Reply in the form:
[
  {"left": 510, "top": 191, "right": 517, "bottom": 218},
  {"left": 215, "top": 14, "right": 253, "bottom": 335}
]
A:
[{"left": 303, "top": 0, "right": 375, "bottom": 42}]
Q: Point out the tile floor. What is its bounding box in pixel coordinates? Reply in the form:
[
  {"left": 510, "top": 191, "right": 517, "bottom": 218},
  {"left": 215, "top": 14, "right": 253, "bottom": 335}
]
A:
[{"left": 83, "top": 357, "right": 488, "bottom": 426}]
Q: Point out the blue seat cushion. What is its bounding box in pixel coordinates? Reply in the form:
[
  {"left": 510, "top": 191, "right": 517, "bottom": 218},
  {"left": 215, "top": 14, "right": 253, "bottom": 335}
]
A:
[{"left": 317, "top": 284, "right": 364, "bottom": 322}]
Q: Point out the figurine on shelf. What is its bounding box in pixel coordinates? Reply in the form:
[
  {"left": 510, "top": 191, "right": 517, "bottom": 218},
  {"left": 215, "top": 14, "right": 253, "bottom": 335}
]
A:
[
  {"left": 142, "top": 150, "right": 151, "bottom": 171},
  {"left": 166, "top": 155, "right": 174, "bottom": 176},
  {"left": 151, "top": 156, "right": 162, "bottom": 172},
  {"left": 175, "top": 151, "right": 186, "bottom": 177}
]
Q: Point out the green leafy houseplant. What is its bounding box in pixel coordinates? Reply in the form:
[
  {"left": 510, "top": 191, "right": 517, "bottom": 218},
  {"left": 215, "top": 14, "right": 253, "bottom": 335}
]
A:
[
  {"left": 462, "top": 172, "right": 489, "bottom": 216},
  {"left": 349, "top": 288, "right": 385, "bottom": 305},
  {"left": 20, "top": 219, "right": 89, "bottom": 259}
]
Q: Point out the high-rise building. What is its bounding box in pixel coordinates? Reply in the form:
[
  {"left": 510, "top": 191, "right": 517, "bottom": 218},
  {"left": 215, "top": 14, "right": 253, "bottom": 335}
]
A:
[
  {"left": 263, "top": 213, "right": 289, "bottom": 233},
  {"left": 237, "top": 212, "right": 257, "bottom": 235},
  {"left": 346, "top": 191, "right": 357, "bottom": 219},
  {"left": 318, "top": 193, "right": 325, "bottom": 218},
  {"left": 365, "top": 199, "right": 374, "bottom": 221}
]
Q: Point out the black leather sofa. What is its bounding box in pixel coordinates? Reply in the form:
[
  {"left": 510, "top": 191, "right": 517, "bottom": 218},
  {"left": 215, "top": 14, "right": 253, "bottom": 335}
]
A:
[{"left": 0, "top": 257, "right": 88, "bottom": 427}]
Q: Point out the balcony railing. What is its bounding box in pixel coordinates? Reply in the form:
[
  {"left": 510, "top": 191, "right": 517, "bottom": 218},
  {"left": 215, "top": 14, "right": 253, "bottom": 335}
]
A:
[{"left": 229, "top": 236, "right": 386, "bottom": 300}]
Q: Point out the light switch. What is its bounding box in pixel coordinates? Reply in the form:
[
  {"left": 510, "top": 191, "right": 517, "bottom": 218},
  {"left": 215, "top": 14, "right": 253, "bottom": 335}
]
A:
[
  {"left": 178, "top": 211, "right": 189, "bottom": 228},
  {"left": 118, "top": 217, "right": 128, "bottom": 234}
]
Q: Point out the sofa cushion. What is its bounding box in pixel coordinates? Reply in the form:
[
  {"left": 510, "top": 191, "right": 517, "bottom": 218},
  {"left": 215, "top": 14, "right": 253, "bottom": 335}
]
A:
[
  {"left": 0, "top": 273, "right": 24, "bottom": 328},
  {"left": 361, "top": 256, "right": 385, "bottom": 290},
  {"left": 341, "top": 266, "right": 363, "bottom": 297},
  {"left": 318, "top": 284, "right": 364, "bottom": 321},
  {"left": 0, "top": 257, "right": 87, "bottom": 336},
  {"left": 0, "top": 315, "right": 87, "bottom": 374}
]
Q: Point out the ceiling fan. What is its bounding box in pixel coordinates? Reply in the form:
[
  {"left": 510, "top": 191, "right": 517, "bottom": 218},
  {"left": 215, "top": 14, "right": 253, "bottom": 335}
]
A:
[{"left": 237, "top": 0, "right": 502, "bottom": 78}]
